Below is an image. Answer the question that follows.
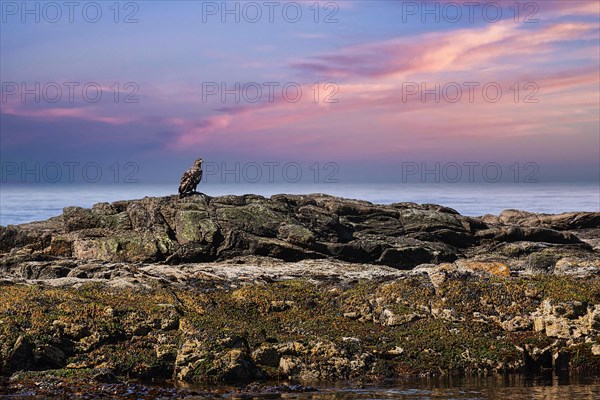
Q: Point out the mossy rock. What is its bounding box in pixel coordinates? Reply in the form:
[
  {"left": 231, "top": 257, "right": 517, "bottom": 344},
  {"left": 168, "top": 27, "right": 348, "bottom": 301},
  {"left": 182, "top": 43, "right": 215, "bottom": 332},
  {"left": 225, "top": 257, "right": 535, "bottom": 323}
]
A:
[
  {"left": 277, "top": 224, "right": 315, "bottom": 246},
  {"left": 174, "top": 210, "right": 215, "bottom": 244},
  {"left": 528, "top": 250, "right": 562, "bottom": 274},
  {"left": 72, "top": 233, "right": 158, "bottom": 262},
  {"left": 216, "top": 204, "right": 287, "bottom": 237}
]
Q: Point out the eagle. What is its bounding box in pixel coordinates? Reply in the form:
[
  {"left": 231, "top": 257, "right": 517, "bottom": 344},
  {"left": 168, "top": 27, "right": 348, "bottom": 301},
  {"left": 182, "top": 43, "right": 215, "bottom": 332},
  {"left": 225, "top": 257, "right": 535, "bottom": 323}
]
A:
[{"left": 178, "top": 158, "right": 204, "bottom": 198}]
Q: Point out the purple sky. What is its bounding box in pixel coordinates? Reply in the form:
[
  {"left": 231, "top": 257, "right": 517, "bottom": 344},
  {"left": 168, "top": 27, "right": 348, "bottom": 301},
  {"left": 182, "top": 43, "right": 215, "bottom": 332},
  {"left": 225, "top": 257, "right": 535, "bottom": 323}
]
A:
[{"left": 1, "top": 1, "right": 599, "bottom": 184}]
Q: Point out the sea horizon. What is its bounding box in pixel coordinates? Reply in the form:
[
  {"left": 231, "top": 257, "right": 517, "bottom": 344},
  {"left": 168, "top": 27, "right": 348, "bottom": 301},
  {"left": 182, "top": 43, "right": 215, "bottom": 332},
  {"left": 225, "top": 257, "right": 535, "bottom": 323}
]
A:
[{"left": 1, "top": 182, "right": 598, "bottom": 226}]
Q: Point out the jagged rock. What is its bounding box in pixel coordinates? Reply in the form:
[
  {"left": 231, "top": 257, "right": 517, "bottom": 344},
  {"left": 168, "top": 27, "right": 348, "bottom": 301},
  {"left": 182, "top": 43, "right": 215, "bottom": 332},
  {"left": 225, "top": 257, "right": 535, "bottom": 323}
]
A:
[
  {"left": 279, "top": 356, "right": 302, "bottom": 376},
  {"left": 554, "top": 258, "right": 600, "bottom": 277},
  {"left": 502, "top": 316, "right": 533, "bottom": 332},
  {"left": 475, "top": 226, "right": 582, "bottom": 245},
  {"left": 92, "top": 368, "right": 119, "bottom": 383},
  {"left": 1, "top": 195, "right": 598, "bottom": 276},
  {"left": 531, "top": 300, "right": 599, "bottom": 340},
  {"left": 1, "top": 193, "right": 599, "bottom": 387},
  {"left": 0, "top": 263, "right": 599, "bottom": 385},
  {"left": 173, "top": 339, "right": 206, "bottom": 381},
  {"left": 6, "top": 335, "right": 35, "bottom": 372},
  {"left": 544, "top": 317, "right": 572, "bottom": 339},
  {"left": 212, "top": 349, "right": 257, "bottom": 381},
  {"left": 252, "top": 345, "right": 280, "bottom": 367},
  {"left": 455, "top": 260, "right": 511, "bottom": 277},
  {"left": 379, "top": 309, "right": 423, "bottom": 326},
  {"left": 491, "top": 210, "right": 600, "bottom": 230}
]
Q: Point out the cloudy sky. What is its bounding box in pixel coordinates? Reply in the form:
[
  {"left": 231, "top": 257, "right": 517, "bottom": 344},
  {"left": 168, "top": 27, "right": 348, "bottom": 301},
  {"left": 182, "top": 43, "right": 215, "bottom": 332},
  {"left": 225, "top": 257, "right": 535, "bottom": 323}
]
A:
[{"left": 1, "top": 0, "right": 599, "bottom": 184}]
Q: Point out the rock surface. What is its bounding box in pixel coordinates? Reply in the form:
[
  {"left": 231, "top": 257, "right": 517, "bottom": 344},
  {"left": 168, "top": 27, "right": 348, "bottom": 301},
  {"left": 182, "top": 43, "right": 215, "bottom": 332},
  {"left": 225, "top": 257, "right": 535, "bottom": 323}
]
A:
[
  {"left": 1, "top": 193, "right": 598, "bottom": 273},
  {"left": 0, "top": 193, "right": 599, "bottom": 390}
]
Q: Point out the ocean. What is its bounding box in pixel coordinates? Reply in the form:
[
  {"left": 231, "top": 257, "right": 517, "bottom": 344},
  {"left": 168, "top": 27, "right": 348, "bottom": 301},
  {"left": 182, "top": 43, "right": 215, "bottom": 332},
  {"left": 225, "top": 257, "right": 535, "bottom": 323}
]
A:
[{"left": 0, "top": 182, "right": 598, "bottom": 226}]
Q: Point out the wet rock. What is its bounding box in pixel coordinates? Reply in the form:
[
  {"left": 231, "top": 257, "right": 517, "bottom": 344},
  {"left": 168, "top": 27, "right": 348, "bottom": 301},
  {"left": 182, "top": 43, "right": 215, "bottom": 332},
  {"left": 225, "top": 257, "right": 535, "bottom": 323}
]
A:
[
  {"left": 553, "top": 351, "right": 570, "bottom": 371},
  {"left": 6, "top": 335, "right": 35, "bottom": 372},
  {"left": 252, "top": 345, "right": 280, "bottom": 367},
  {"left": 173, "top": 339, "right": 205, "bottom": 381},
  {"left": 155, "top": 344, "right": 177, "bottom": 363},
  {"left": 214, "top": 349, "right": 258, "bottom": 381},
  {"left": 92, "top": 368, "right": 118, "bottom": 383},
  {"left": 218, "top": 335, "right": 247, "bottom": 349},
  {"left": 553, "top": 301, "right": 586, "bottom": 319},
  {"left": 33, "top": 342, "right": 66, "bottom": 369},
  {"left": 1, "top": 193, "right": 600, "bottom": 387},
  {"left": 523, "top": 345, "right": 553, "bottom": 370},
  {"left": 279, "top": 356, "right": 302, "bottom": 376}
]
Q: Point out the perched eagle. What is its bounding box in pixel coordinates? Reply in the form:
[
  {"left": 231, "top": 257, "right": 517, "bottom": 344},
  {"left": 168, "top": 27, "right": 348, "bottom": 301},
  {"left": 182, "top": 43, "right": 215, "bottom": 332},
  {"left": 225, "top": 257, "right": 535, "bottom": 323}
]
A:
[{"left": 178, "top": 158, "right": 203, "bottom": 198}]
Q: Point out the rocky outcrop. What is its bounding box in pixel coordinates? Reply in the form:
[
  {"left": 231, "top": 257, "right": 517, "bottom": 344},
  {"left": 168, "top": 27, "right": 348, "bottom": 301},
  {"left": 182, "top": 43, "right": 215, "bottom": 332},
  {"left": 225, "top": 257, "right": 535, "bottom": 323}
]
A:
[
  {"left": 0, "top": 193, "right": 599, "bottom": 393},
  {"left": 0, "top": 266, "right": 599, "bottom": 386},
  {"left": 482, "top": 209, "right": 600, "bottom": 230},
  {"left": 1, "top": 194, "right": 597, "bottom": 274}
]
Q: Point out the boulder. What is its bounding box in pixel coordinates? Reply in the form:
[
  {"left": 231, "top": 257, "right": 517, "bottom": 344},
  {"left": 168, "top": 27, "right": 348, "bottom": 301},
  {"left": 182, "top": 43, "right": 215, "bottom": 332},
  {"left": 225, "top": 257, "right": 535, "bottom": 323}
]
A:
[{"left": 0, "top": 194, "right": 598, "bottom": 274}]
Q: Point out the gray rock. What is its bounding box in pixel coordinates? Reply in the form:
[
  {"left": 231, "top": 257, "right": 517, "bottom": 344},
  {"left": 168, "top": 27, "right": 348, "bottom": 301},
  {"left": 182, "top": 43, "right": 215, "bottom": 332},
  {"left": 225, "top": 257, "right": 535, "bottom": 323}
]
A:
[{"left": 0, "top": 194, "right": 598, "bottom": 277}]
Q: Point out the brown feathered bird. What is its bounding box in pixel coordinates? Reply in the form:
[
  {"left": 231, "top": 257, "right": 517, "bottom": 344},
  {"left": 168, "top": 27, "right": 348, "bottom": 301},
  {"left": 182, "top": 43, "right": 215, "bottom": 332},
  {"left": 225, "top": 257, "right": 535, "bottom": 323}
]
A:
[{"left": 178, "top": 158, "right": 203, "bottom": 198}]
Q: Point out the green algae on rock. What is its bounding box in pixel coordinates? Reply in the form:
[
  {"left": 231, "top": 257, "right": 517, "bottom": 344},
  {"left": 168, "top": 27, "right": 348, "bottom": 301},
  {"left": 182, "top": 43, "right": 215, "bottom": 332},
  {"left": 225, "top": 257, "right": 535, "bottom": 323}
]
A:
[
  {"left": 0, "top": 194, "right": 599, "bottom": 387},
  {"left": 0, "top": 194, "right": 597, "bottom": 269},
  {"left": 0, "top": 271, "right": 599, "bottom": 383}
]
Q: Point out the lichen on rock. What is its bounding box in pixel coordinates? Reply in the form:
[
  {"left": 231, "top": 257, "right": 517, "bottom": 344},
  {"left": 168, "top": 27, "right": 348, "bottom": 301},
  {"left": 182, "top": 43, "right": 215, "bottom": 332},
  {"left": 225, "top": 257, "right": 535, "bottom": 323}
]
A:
[{"left": 0, "top": 194, "right": 599, "bottom": 386}]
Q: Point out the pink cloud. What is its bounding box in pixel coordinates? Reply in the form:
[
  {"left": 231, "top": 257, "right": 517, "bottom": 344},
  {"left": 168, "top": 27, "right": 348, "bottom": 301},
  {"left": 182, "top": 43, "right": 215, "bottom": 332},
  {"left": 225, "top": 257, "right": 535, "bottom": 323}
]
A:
[
  {"left": 161, "top": 15, "right": 598, "bottom": 159},
  {"left": 1, "top": 102, "right": 136, "bottom": 125},
  {"left": 3, "top": 4, "right": 597, "bottom": 164},
  {"left": 292, "top": 21, "right": 598, "bottom": 80},
  {"left": 167, "top": 115, "right": 233, "bottom": 148}
]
